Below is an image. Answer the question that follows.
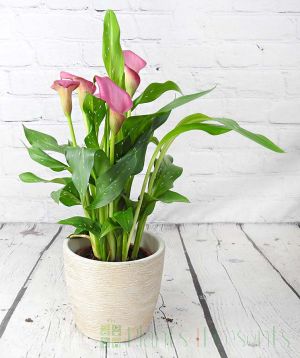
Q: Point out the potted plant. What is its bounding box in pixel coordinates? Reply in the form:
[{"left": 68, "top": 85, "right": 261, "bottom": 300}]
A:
[{"left": 19, "top": 10, "right": 283, "bottom": 342}]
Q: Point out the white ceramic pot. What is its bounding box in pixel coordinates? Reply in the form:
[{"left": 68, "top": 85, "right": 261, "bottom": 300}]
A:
[{"left": 63, "top": 232, "right": 165, "bottom": 342}]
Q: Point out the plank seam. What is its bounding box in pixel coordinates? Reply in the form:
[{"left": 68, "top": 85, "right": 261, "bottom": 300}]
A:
[
  {"left": 239, "top": 224, "right": 300, "bottom": 300},
  {"left": 176, "top": 224, "right": 228, "bottom": 358},
  {"left": 158, "top": 293, "right": 179, "bottom": 358},
  {"left": 0, "top": 225, "right": 62, "bottom": 338}
]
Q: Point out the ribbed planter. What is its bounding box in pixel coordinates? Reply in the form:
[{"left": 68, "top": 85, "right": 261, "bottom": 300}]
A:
[{"left": 63, "top": 232, "right": 165, "bottom": 342}]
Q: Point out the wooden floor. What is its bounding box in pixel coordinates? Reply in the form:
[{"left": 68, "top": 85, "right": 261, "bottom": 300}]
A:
[{"left": 0, "top": 223, "right": 299, "bottom": 358}]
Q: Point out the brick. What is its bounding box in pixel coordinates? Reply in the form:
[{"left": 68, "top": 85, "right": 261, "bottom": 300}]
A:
[
  {"left": 35, "top": 40, "right": 82, "bottom": 66},
  {"left": 210, "top": 15, "right": 295, "bottom": 40},
  {"left": 0, "top": 198, "right": 46, "bottom": 222},
  {"left": 45, "top": 0, "right": 90, "bottom": 10},
  {"left": 0, "top": 0, "right": 40, "bottom": 7},
  {"left": 92, "top": 0, "right": 137, "bottom": 11},
  {"left": 0, "top": 41, "right": 33, "bottom": 66},
  {"left": 268, "top": 100, "right": 300, "bottom": 124},
  {"left": 17, "top": 13, "right": 100, "bottom": 40},
  {"left": 0, "top": 10, "right": 17, "bottom": 39},
  {"left": 233, "top": 0, "right": 276, "bottom": 12},
  {"left": 0, "top": 96, "right": 43, "bottom": 122},
  {"left": 285, "top": 72, "right": 300, "bottom": 95},
  {"left": 216, "top": 43, "right": 262, "bottom": 68},
  {"left": 262, "top": 44, "right": 300, "bottom": 67}
]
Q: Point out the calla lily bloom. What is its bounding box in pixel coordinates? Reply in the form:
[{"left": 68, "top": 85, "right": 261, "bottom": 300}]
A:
[
  {"left": 51, "top": 79, "right": 79, "bottom": 116},
  {"left": 123, "top": 50, "right": 146, "bottom": 96},
  {"left": 95, "top": 76, "right": 133, "bottom": 134},
  {"left": 60, "top": 71, "right": 96, "bottom": 107}
]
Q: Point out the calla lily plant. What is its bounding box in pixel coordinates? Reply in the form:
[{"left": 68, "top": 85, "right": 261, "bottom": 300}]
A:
[{"left": 20, "top": 10, "right": 284, "bottom": 262}]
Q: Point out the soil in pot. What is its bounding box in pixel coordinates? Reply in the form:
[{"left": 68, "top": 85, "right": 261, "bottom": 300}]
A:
[{"left": 76, "top": 244, "right": 151, "bottom": 261}]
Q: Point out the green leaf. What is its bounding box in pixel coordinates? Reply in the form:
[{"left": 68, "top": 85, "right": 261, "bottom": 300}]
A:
[
  {"left": 102, "top": 9, "right": 124, "bottom": 87},
  {"left": 156, "top": 190, "right": 189, "bottom": 203},
  {"left": 113, "top": 208, "right": 133, "bottom": 233},
  {"left": 23, "top": 126, "right": 65, "bottom": 153},
  {"left": 100, "top": 218, "right": 119, "bottom": 238},
  {"left": 19, "top": 172, "right": 70, "bottom": 184},
  {"left": 51, "top": 181, "right": 81, "bottom": 206},
  {"left": 152, "top": 155, "right": 183, "bottom": 198},
  {"left": 90, "top": 130, "right": 152, "bottom": 209},
  {"left": 59, "top": 216, "right": 101, "bottom": 236},
  {"left": 66, "top": 147, "right": 95, "bottom": 202},
  {"left": 178, "top": 114, "right": 284, "bottom": 153},
  {"left": 83, "top": 94, "right": 106, "bottom": 149},
  {"left": 133, "top": 81, "right": 182, "bottom": 109},
  {"left": 158, "top": 87, "right": 215, "bottom": 113},
  {"left": 94, "top": 149, "right": 110, "bottom": 177},
  {"left": 28, "top": 147, "right": 68, "bottom": 172}
]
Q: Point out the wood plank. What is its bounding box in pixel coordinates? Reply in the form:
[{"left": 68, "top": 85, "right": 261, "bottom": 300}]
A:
[
  {"left": 0, "top": 226, "right": 107, "bottom": 358},
  {"left": 242, "top": 224, "right": 300, "bottom": 296},
  {"left": 0, "top": 223, "right": 60, "bottom": 324},
  {"left": 179, "top": 224, "right": 300, "bottom": 358}
]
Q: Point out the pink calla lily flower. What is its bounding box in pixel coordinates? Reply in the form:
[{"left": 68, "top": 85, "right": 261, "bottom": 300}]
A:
[
  {"left": 60, "top": 71, "right": 96, "bottom": 107},
  {"left": 123, "top": 50, "right": 146, "bottom": 96},
  {"left": 51, "top": 79, "right": 80, "bottom": 116},
  {"left": 95, "top": 76, "right": 133, "bottom": 134}
]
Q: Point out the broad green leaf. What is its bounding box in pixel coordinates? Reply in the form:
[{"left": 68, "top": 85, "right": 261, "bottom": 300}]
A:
[
  {"left": 158, "top": 87, "right": 215, "bottom": 113},
  {"left": 90, "top": 130, "right": 152, "bottom": 209},
  {"left": 133, "top": 81, "right": 182, "bottom": 109},
  {"left": 23, "top": 126, "right": 65, "bottom": 153},
  {"left": 156, "top": 190, "right": 189, "bottom": 203},
  {"left": 83, "top": 94, "right": 106, "bottom": 135},
  {"left": 51, "top": 181, "right": 81, "bottom": 206},
  {"left": 83, "top": 94, "right": 106, "bottom": 149},
  {"left": 178, "top": 114, "right": 284, "bottom": 153},
  {"left": 59, "top": 216, "right": 101, "bottom": 236},
  {"left": 28, "top": 147, "right": 68, "bottom": 172},
  {"left": 66, "top": 147, "right": 95, "bottom": 202},
  {"left": 94, "top": 149, "right": 110, "bottom": 177},
  {"left": 100, "top": 218, "right": 119, "bottom": 238},
  {"left": 152, "top": 155, "right": 183, "bottom": 198},
  {"left": 113, "top": 208, "right": 133, "bottom": 233},
  {"left": 102, "top": 9, "right": 124, "bottom": 87},
  {"left": 19, "top": 172, "right": 70, "bottom": 184},
  {"left": 116, "top": 112, "right": 171, "bottom": 159}
]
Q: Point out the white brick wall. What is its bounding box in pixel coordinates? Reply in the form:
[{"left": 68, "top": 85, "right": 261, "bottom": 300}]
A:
[{"left": 0, "top": 0, "right": 299, "bottom": 223}]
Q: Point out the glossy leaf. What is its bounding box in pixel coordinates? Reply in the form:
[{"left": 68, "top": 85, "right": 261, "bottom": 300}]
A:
[
  {"left": 28, "top": 147, "right": 68, "bottom": 172},
  {"left": 19, "top": 172, "right": 70, "bottom": 184},
  {"left": 51, "top": 181, "right": 81, "bottom": 206},
  {"left": 178, "top": 114, "right": 284, "bottom": 153},
  {"left": 66, "top": 147, "right": 95, "bottom": 202},
  {"left": 156, "top": 190, "right": 189, "bottom": 203},
  {"left": 59, "top": 216, "right": 101, "bottom": 236},
  {"left": 100, "top": 218, "right": 119, "bottom": 238},
  {"left": 158, "top": 87, "right": 215, "bottom": 113},
  {"left": 102, "top": 10, "right": 124, "bottom": 87},
  {"left": 113, "top": 207, "right": 133, "bottom": 233},
  {"left": 90, "top": 130, "right": 152, "bottom": 209},
  {"left": 83, "top": 94, "right": 106, "bottom": 149},
  {"left": 132, "top": 81, "right": 182, "bottom": 109},
  {"left": 23, "top": 125, "right": 65, "bottom": 153},
  {"left": 152, "top": 155, "right": 183, "bottom": 198},
  {"left": 94, "top": 149, "right": 110, "bottom": 177}
]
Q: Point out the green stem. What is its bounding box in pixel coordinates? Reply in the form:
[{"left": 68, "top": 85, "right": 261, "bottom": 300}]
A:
[
  {"left": 65, "top": 113, "right": 77, "bottom": 147},
  {"left": 122, "top": 232, "right": 128, "bottom": 261},
  {"left": 131, "top": 216, "right": 147, "bottom": 260},
  {"left": 125, "top": 145, "right": 161, "bottom": 257}
]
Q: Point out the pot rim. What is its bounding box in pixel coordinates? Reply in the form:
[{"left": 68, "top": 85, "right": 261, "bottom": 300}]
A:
[{"left": 63, "top": 231, "right": 165, "bottom": 267}]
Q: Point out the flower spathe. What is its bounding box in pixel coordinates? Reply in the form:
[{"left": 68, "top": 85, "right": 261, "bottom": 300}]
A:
[
  {"left": 60, "top": 71, "right": 96, "bottom": 108},
  {"left": 51, "top": 79, "right": 80, "bottom": 116},
  {"left": 123, "top": 50, "right": 146, "bottom": 96},
  {"left": 95, "top": 76, "right": 133, "bottom": 134}
]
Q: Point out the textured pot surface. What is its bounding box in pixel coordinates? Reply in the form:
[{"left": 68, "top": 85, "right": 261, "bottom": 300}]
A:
[{"left": 63, "top": 232, "right": 165, "bottom": 342}]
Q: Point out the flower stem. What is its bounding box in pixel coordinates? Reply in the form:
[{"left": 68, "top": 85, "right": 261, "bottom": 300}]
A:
[{"left": 65, "top": 113, "right": 77, "bottom": 147}]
